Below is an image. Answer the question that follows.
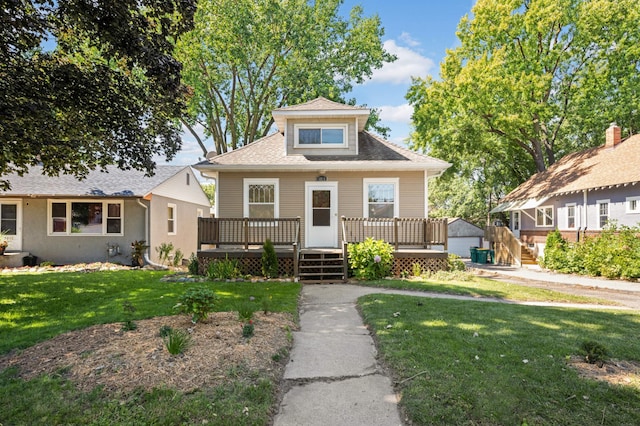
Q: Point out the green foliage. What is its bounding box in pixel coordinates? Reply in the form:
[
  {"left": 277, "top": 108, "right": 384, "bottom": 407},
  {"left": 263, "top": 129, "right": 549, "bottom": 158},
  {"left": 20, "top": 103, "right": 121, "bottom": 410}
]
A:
[
  {"left": 172, "top": 248, "right": 184, "bottom": 267},
  {"left": 261, "top": 239, "right": 279, "bottom": 278},
  {"left": 579, "top": 340, "right": 609, "bottom": 365},
  {"left": 409, "top": 0, "right": 640, "bottom": 223},
  {"left": 121, "top": 300, "right": 137, "bottom": 331},
  {"left": 542, "top": 224, "right": 640, "bottom": 279},
  {"left": 242, "top": 322, "right": 255, "bottom": 338},
  {"left": 347, "top": 238, "right": 394, "bottom": 280},
  {"left": 187, "top": 253, "right": 200, "bottom": 275},
  {"left": 447, "top": 254, "right": 466, "bottom": 271},
  {"left": 159, "top": 325, "right": 173, "bottom": 338},
  {"left": 175, "top": 0, "right": 395, "bottom": 155},
  {"left": 237, "top": 301, "right": 256, "bottom": 322},
  {"left": 261, "top": 295, "right": 273, "bottom": 314},
  {"left": 130, "top": 240, "right": 149, "bottom": 267},
  {"left": 0, "top": 1, "right": 196, "bottom": 191},
  {"left": 163, "top": 329, "right": 192, "bottom": 355},
  {"left": 411, "top": 263, "right": 422, "bottom": 277},
  {"left": 155, "top": 242, "right": 175, "bottom": 266},
  {"left": 201, "top": 183, "right": 216, "bottom": 206},
  {"left": 206, "top": 255, "right": 242, "bottom": 280},
  {"left": 174, "top": 287, "right": 218, "bottom": 323}
]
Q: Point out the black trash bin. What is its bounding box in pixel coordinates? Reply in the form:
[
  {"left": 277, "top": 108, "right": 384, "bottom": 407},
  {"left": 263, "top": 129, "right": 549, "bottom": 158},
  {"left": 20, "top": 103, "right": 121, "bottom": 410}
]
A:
[{"left": 23, "top": 255, "right": 38, "bottom": 267}]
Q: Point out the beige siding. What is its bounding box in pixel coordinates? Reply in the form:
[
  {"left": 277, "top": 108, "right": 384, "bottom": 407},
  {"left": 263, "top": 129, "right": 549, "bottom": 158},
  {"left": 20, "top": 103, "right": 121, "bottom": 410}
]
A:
[
  {"left": 286, "top": 118, "right": 358, "bottom": 156},
  {"left": 218, "top": 171, "right": 426, "bottom": 247}
]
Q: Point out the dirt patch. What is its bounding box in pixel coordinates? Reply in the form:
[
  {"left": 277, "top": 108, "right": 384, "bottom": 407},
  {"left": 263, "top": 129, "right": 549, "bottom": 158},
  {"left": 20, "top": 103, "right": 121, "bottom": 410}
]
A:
[
  {"left": 567, "top": 356, "right": 640, "bottom": 388},
  {"left": 0, "top": 312, "right": 296, "bottom": 393}
]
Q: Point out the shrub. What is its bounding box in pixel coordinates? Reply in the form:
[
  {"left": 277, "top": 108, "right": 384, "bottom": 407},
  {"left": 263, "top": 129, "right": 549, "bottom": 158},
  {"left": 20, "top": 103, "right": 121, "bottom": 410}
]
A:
[
  {"left": 207, "top": 255, "right": 241, "bottom": 280},
  {"left": 121, "top": 300, "right": 137, "bottom": 331},
  {"left": 172, "top": 248, "right": 184, "bottom": 267},
  {"left": 130, "top": 240, "right": 149, "bottom": 267},
  {"left": 579, "top": 340, "right": 609, "bottom": 366},
  {"left": 447, "top": 254, "right": 466, "bottom": 271},
  {"left": 155, "top": 242, "right": 175, "bottom": 265},
  {"left": 163, "top": 329, "right": 192, "bottom": 355},
  {"left": 242, "top": 322, "right": 255, "bottom": 338},
  {"left": 174, "top": 287, "right": 218, "bottom": 323},
  {"left": 347, "top": 238, "right": 394, "bottom": 280},
  {"left": 237, "top": 301, "right": 256, "bottom": 322},
  {"left": 187, "top": 253, "right": 200, "bottom": 275},
  {"left": 411, "top": 262, "right": 422, "bottom": 277},
  {"left": 261, "top": 295, "right": 273, "bottom": 314},
  {"left": 159, "top": 325, "right": 173, "bottom": 338},
  {"left": 539, "top": 230, "right": 568, "bottom": 271},
  {"left": 261, "top": 239, "right": 279, "bottom": 278}
]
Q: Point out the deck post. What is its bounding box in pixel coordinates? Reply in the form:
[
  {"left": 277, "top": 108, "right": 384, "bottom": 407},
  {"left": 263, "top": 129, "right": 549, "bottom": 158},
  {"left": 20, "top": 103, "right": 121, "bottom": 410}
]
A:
[
  {"left": 243, "top": 217, "right": 249, "bottom": 250},
  {"left": 393, "top": 217, "right": 399, "bottom": 250}
]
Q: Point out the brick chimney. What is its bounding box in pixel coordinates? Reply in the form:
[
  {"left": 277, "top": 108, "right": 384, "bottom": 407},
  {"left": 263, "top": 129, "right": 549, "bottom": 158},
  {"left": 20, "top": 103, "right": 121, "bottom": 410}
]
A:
[{"left": 605, "top": 123, "right": 621, "bottom": 148}]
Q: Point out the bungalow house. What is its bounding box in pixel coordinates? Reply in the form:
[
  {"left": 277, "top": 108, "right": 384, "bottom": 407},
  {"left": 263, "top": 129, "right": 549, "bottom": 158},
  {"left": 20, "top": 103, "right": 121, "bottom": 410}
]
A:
[
  {"left": 488, "top": 124, "right": 640, "bottom": 265},
  {"left": 0, "top": 165, "right": 211, "bottom": 267},
  {"left": 193, "top": 97, "right": 452, "bottom": 280}
]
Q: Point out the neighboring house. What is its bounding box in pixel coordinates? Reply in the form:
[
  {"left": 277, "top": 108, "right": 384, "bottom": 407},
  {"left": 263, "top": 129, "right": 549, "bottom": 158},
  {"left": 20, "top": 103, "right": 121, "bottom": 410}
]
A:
[
  {"left": 0, "top": 165, "right": 211, "bottom": 267},
  {"left": 193, "top": 97, "right": 452, "bottom": 279},
  {"left": 489, "top": 124, "right": 640, "bottom": 264}
]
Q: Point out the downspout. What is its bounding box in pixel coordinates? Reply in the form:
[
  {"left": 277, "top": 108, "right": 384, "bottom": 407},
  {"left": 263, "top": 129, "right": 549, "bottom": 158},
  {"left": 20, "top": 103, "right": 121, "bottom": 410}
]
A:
[
  {"left": 582, "top": 189, "right": 588, "bottom": 237},
  {"left": 136, "top": 198, "right": 165, "bottom": 268}
]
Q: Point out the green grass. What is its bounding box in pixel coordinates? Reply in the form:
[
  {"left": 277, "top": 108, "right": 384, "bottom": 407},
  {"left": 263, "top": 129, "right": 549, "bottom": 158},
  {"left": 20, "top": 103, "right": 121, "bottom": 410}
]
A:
[
  {"left": 355, "top": 271, "right": 616, "bottom": 305},
  {"left": 0, "top": 270, "right": 300, "bottom": 354},
  {"left": 359, "top": 294, "right": 640, "bottom": 425},
  {"left": 0, "top": 270, "right": 300, "bottom": 425}
]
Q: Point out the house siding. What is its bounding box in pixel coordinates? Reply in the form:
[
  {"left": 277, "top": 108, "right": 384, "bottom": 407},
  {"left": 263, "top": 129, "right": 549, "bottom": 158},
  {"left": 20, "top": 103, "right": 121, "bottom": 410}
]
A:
[
  {"left": 217, "top": 170, "right": 426, "bottom": 247},
  {"left": 285, "top": 117, "right": 358, "bottom": 156},
  {"left": 20, "top": 198, "right": 145, "bottom": 265},
  {"left": 148, "top": 194, "right": 205, "bottom": 264}
]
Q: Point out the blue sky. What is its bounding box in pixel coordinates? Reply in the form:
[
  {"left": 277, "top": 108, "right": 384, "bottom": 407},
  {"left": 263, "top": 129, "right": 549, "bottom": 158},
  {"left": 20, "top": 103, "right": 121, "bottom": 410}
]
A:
[{"left": 169, "top": 1, "right": 476, "bottom": 166}]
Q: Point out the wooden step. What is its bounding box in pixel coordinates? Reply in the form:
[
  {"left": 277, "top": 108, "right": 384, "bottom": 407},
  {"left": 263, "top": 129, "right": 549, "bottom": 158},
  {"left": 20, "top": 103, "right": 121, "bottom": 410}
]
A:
[{"left": 298, "top": 251, "right": 345, "bottom": 282}]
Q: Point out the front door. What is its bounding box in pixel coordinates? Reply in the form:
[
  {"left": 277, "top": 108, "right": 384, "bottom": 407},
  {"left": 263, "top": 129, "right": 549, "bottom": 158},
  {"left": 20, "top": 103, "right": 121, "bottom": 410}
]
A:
[
  {"left": 512, "top": 211, "right": 521, "bottom": 238},
  {"left": 1, "top": 200, "right": 22, "bottom": 251},
  {"left": 305, "top": 182, "right": 338, "bottom": 248}
]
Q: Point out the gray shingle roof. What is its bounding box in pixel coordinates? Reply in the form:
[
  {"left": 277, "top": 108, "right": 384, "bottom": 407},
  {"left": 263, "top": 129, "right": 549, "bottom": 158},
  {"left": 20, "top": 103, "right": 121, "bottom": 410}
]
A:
[
  {"left": 1, "top": 165, "right": 188, "bottom": 197},
  {"left": 195, "top": 131, "right": 451, "bottom": 173},
  {"left": 272, "top": 96, "right": 370, "bottom": 112}
]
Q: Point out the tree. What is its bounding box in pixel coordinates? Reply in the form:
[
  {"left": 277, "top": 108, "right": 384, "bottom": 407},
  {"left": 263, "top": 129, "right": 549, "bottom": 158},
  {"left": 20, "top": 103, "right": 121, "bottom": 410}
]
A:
[
  {"left": 408, "top": 0, "right": 640, "bottom": 221},
  {"left": 0, "top": 0, "right": 196, "bottom": 190},
  {"left": 176, "top": 0, "right": 394, "bottom": 156}
]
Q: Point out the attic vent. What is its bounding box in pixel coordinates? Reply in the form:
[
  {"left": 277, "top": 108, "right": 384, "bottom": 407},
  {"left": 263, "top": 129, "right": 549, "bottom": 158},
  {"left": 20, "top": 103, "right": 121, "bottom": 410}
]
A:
[{"left": 186, "top": 173, "right": 190, "bottom": 185}]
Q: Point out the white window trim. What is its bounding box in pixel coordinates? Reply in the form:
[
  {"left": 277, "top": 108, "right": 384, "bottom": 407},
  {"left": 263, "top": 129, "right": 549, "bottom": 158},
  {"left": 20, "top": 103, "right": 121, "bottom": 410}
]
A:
[
  {"left": 597, "top": 199, "right": 610, "bottom": 230},
  {"left": 566, "top": 203, "right": 577, "bottom": 230},
  {"left": 512, "top": 211, "right": 520, "bottom": 231},
  {"left": 196, "top": 208, "right": 204, "bottom": 218},
  {"left": 363, "top": 178, "right": 400, "bottom": 220},
  {"left": 167, "top": 203, "right": 177, "bottom": 235},
  {"left": 243, "top": 178, "right": 280, "bottom": 220},
  {"left": 293, "top": 123, "right": 348, "bottom": 148},
  {"left": 47, "top": 199, "right": 124, "bottom": 236},
  {"left": 535, "top": 205, "right": 554, "bottom": 227},
  {"left": 626, "top": 196, "right": 640, "bottom": 214}
]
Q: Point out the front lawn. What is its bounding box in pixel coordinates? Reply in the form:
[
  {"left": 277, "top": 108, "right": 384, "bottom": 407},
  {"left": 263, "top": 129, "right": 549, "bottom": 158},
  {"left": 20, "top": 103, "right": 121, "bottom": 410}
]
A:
[
  {"left": 359, "top": 294, "right": 640, "bottom": 425},
  {"left": 0, "top": 270, "right": 301, "bottom": 425},
  {"left": 355, "top": 272, "right": 617, "bottom": 305}
]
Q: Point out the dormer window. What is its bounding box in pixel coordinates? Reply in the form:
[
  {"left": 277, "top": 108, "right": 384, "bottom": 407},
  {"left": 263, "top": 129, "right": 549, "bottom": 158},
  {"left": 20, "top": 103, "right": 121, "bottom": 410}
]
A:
[{"left": 295, "top": 124, "right": 347, "bottom": 147}]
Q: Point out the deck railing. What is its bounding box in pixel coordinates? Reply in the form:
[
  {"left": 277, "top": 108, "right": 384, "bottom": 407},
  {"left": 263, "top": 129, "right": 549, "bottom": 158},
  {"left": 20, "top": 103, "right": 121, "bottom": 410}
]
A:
[
  {"left": 485, "top": 225, "right": 521, "bottom": 266},
  {"left": 197, "top": 217, "right": 301, "bottom": 249},
  {"left": 340, "top": 217, "right": 448, "bottom": 249}
]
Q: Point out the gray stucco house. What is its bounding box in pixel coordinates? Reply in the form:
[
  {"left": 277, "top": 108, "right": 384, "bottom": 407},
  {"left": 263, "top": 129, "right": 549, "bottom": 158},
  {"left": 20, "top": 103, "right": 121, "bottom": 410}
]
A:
[
  {"left": 489, "top": 124, "right": 640, "bottom": 264},
  {"left": 0, "top": 165, "right": 211, "bottom": 267}
]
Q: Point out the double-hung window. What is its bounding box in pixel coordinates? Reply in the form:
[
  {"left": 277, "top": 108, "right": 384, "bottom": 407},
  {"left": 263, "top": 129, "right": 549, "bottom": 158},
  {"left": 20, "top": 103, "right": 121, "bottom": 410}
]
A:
[
  {"left": 512, "top": 211, "right": 520, "bottom": 231},
  {"left": 597, "top": 200, "right": 609, "bottom": 229},
  {"left": 535, "top": 206, "right": 554, "bottom": 227},
  {"left": 244, "top": 179, "right": 279, "bottom": 219},
  {"left": 167, "top": 203, "right": 177, "bottom": 235},
  {"left": 49, "top": 200, "right": 123, "bottom": 235},
  {"left": 363, "top": 178, "right": 399, "bottom": 219},
  {"left": 626, "top": 196, "right": 640, "bottom": 214},
  {"left": 294, "top": 124, "right": 347, "bottom": 147}
]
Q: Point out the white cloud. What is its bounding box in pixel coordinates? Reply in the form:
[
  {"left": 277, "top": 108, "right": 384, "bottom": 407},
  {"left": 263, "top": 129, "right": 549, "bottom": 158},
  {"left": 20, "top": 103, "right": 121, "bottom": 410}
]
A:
[
  {"left": 399, "top": 32, "right": 420, "bottom": 47},
  {"left": 379, "top": 103, "right": 413, "bottom": 124},
  {"left": 367, "top": 39, "right": 435, "bottom": 85}
]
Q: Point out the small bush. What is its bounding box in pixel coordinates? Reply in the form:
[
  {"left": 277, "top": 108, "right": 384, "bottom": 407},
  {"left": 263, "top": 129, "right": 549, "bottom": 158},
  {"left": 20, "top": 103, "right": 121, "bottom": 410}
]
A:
[
  {"left": 411, "top": 262, "right": 422, "bottom": 277},
  {"left": 447, "top": 254, "right": 466, "bottom": 271},
  {"left": 174, "top": 287, "right": 218, "bottom": 323},
  {"left": 130, "top": 240, "right": 149, "bottom": 267},
  {"left": 159, "top": 325, "right": 173, "bottom": 338},
  {"left": 261, "top": 295, "right": 273, "bottom": 314},
  {"left": 121, "top": 300, "right": 137, "bottom": 331},
  {"left": 347, "top": 238, "right": 394, "bottom": 280},
  {"left": 261, "top": 239, "right": 279, "bottom": 278},
  {"left": 242, "top": 322, "right": 255, "bottom": 338},
  {"left": 163, "top": 329, "right": 192, "bottom": 355},
  {"left": 579, "top": 340, "right": 609, "bottom": 366},
  {"left": 187, "top": 253, "right": 199, "bottom": 275},
  {"left": 207, "top": 255, "right": 242, "bottom": 280},
  {"left": 155, "top": 242, "right": 175, "bottom": 265},
  {"left": 172, "top": 248, "right": 184, "bottom": 267}
]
